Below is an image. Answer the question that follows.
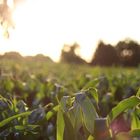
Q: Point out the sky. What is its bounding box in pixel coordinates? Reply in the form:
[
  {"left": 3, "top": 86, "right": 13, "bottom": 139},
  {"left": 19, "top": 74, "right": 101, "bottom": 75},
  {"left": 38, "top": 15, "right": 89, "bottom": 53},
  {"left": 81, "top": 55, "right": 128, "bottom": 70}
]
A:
[{"left": 0, "top": 0, "right": 140, "bottom": 62}]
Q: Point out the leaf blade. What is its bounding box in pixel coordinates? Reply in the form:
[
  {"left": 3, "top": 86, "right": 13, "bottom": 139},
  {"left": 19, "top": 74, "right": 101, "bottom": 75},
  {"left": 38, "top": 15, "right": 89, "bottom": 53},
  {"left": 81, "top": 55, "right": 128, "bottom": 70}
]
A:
[
  {"left": 57, "top": 108, "right": 65, "bottom": 140},
  {"left": 108, "top": 96, "right": 140, "bottom": 122}
]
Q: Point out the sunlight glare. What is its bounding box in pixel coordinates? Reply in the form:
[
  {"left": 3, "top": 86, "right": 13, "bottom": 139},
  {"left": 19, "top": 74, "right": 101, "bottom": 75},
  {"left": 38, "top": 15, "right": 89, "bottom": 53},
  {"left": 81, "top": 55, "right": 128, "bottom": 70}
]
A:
[
  {"left": 0, "top": 0, "right": 140, "bottom": 62},
  {"left": 7, "top": 0, "right": 14, "bottom": 8}
]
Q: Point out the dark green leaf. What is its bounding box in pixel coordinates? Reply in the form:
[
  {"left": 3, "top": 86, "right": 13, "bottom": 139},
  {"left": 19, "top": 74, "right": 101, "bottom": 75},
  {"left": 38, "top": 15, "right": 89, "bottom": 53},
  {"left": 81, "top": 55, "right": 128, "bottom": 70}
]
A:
[
  {"left": 75, "top": 92, "right": 98, "bottom": 134},
  {"left": 28, "top": 107, "right": 45, "bottom": 124}
]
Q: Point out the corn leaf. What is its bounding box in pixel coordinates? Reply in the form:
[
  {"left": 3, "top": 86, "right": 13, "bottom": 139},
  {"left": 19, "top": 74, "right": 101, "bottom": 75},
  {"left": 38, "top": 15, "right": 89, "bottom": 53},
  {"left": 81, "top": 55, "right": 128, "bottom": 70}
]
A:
[
  {"left": 76, "top": 92, "right": 98, "bottom": 134},
  {"left": 129, "top": 129, "right": 140, "bottom": 137},
  {"left": 57, "top": 108, "right": 65, "bottom": 140},
  {"left": 46, "top": 105, "right": 59, "bottom": 121},
  {"left": 108, "top": 96, "right": 140, "bottom": 122},
  {"left": 0, "top": 111, "right": 31, "bottom": 128}
]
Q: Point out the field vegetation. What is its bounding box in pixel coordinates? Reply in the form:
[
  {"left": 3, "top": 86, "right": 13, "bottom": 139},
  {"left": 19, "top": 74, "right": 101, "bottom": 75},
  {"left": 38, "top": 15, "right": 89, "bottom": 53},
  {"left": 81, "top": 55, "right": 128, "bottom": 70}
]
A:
[
  {"left": 0, "top": 58, "right": 140, "bottom": 140},
  {"left": 0, "top": 1, "right": 140, "bottom": 140}
]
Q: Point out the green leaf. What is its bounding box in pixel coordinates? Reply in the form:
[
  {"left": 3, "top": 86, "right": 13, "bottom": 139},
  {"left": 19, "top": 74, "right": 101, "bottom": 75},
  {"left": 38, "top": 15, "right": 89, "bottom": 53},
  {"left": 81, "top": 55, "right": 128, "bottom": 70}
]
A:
[
  {"left": 83, "top": 79, "right": 99, "bottom": 90},
  {"left": 0, "top": 111, "right": 31, "bottom": 128},
  {"left": 63, "top": 114, "right": 75, "bottom": 140},
  {"left": 60, "top": 96, "right": 73, "bottom": 112},
  {"left": 68, "top": 103, "right": 82, "bottom": 131},
  {"left": 4, "top": 79, "right": 14, "bottom": 92},
  {"left": 136, "top": 88, "right": 140, "bottom": 97},
  {"left": 108, "top": 96, "right": 140, "bottom": 122},
  {"left": 46, "top": 105, "right": 59, "bottom": 121},
  {"left": 131, "top": 111, "right": 140, "bottom": 130},
  {"left": 129, "top": 129, "right": 140, "bottom": 137},
  {"left": 75, "top": 92, "right": 98, "bottom": 134},
  {"left": 57, "top": 108, "right": 65, "bottom": 140},
  {"left": 87, "top": 88, "right": 98, "bottom": 104},
  {"left": 14, "top": 125, "right": 40, "bottom": 131},
  {"left": 87, "top": 135, "right": 94, "bottom": 140}
]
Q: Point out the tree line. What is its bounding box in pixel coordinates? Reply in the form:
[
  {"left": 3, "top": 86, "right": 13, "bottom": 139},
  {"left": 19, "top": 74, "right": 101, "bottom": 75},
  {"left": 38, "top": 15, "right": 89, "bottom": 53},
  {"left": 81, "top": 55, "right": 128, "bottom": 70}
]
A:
[
  {"left": 1, "top": 39, "right": 140, "bottom": 67},
  {"left": 61, "top": 39, "right": 140, "bottom": 67}
]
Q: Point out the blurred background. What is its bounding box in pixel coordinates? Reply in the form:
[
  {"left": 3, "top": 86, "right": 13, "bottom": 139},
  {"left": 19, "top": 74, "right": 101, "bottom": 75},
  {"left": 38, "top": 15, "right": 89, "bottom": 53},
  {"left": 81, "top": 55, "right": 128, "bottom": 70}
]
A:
[{"left": 0, "top": 0, "right": 140, "bottom": 66}]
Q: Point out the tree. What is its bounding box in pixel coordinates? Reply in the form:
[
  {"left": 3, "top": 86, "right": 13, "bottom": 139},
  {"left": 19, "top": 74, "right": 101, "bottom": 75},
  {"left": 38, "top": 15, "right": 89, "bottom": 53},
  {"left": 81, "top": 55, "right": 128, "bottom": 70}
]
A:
[
  {"left": 32, "top": 54, "right": 53, "bottom": 62},
  {"left": 60, "top": 43, "right": 86, "bottom": 64},
  {"left": 91, "top": 41, "right": 119, "bottom": 66},
  {"left": 2, "top": 51, "right": 23, "bottom": 60},
  {"left": 116, "top": 39, "right": 140, "bottom": 66}
]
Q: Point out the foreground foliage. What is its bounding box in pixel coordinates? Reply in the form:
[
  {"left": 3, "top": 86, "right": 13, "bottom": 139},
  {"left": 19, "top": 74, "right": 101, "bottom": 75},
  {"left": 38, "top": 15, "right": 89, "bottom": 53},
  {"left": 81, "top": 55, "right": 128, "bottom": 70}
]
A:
[{"left": 0, "top": 60, "right": 140, "bottom": 140}]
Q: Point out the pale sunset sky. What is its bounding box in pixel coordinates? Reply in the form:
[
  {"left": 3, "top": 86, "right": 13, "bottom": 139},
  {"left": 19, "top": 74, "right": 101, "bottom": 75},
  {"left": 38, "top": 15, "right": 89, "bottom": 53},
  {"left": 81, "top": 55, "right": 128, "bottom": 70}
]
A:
[{"left": 0, "top": 0, "right": 140, "bottom": 62}]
